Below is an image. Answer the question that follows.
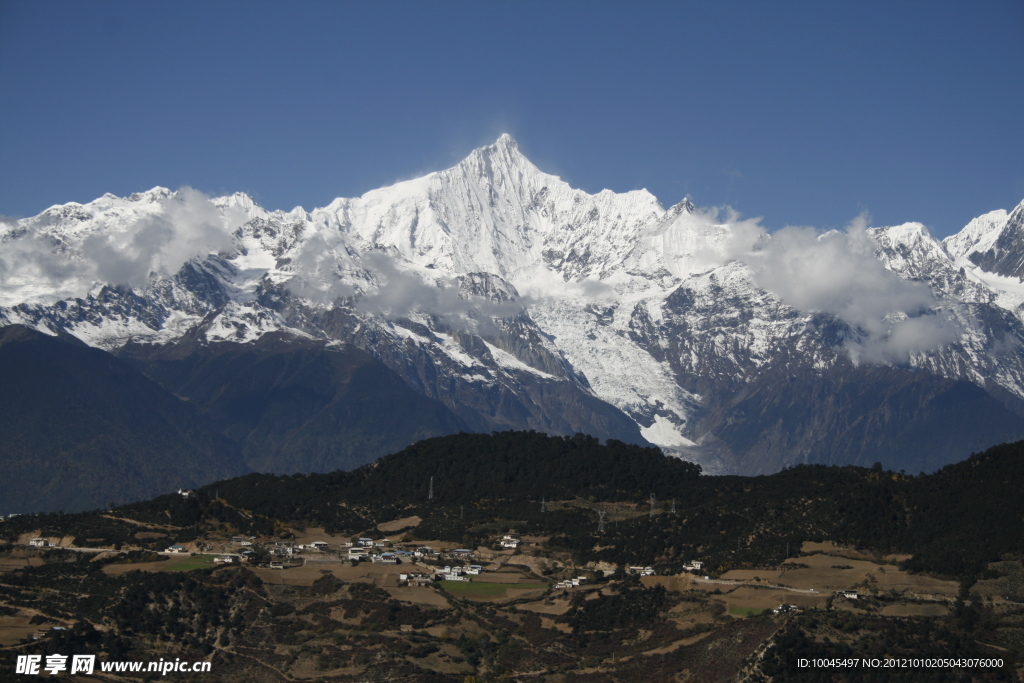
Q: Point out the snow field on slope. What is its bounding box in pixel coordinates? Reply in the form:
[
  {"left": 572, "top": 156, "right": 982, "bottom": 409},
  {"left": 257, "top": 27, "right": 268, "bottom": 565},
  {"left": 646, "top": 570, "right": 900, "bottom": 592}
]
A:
[{"left": 527, "top": 295, "right": 697, "bottom": 448}]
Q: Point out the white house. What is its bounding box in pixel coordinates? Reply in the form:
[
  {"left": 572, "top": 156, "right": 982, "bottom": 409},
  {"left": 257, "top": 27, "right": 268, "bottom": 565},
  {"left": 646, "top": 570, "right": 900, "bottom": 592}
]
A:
[
  {"left": 28, "top": 538, "right": 49, "bottom": 548},
  {"left": 499, "top": 535, "right": 520, "bottom": 549},
  {"left": 401, "top": 572, "right": 432, "bottom": 586}
]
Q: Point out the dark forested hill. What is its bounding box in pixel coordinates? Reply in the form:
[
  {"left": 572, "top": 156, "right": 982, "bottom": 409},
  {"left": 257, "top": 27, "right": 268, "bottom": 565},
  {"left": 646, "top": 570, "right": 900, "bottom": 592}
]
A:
[
  {"left": 0, "top": 325, "right": 248, "bottom": 513},
  {"left": 118, "top": 332, "right": 467, "bottom": 473},
  {"left": 73, "top": 431, "right": 1021, "bottom": 582},
  {"left": 700, "top": 361, "right": 1024, "bottom": 475}
]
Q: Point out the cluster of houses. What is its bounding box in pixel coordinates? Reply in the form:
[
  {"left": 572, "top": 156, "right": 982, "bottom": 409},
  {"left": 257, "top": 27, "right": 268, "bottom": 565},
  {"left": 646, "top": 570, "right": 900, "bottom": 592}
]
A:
[
  {"left": 627, "top": 566, "right": 657, "bottom": 576},
  {"left": 28, "top": 538, "right": 53, "bottom": 548},
  {"left": 435, "top": 564, "right": 482, "bottom": 581},
  {"left": 553, "top": 575, "right": 589, "bottom": 589},
  {"left": 344, "top": 538, "right": 443, "bottom": 564},
  {"left": 773, "top": 604, "right": 801, "bottom": 614}
]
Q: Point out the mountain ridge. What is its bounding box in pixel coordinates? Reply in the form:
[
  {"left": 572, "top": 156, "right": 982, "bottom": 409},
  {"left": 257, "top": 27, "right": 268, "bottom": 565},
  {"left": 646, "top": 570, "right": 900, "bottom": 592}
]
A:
[{"left": 3, "top": 136, "right": 1024, "bottom": 478}]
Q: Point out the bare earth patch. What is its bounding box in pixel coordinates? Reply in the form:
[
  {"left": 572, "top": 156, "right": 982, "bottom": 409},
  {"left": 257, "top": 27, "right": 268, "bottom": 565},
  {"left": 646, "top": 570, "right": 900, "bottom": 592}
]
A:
[
  {"left": 384, "top": 585, "right": 451, "bottom": 607},
  {"left": 517, "top": 597, "right": 572, "bottom": 615},
  {"left": 377, "top": 515, "right": 422, "bottom": 533},
  {"left": 540, "top": 616, "right": 572, "bottom": 633},
  {"left": 641, "top": 574, "right": 696, "bottom": 592},
  {"left": 880, "top": 603, "right": 950, "bottom": 617}
]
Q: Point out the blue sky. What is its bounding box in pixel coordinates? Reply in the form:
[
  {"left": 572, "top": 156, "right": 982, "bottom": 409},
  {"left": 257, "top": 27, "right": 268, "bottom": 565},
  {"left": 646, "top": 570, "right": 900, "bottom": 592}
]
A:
[{"left": 1, "top": 0, "right": 1021, "bottom": 238}]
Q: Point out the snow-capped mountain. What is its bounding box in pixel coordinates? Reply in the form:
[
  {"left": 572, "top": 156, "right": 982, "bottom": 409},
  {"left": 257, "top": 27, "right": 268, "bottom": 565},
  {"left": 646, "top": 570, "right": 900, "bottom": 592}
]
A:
[{"left": 3, "top": 135, "right": 1024, "bottom": 476}]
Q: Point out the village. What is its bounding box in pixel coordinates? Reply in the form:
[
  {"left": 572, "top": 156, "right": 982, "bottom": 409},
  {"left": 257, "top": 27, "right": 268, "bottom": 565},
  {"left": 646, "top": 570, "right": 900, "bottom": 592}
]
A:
[
  {"left": 4, "top": 502, "right": 1019, "bottom": 681},
  {"left": 13, "top": 521, "right": 968, "bottom": 620}
]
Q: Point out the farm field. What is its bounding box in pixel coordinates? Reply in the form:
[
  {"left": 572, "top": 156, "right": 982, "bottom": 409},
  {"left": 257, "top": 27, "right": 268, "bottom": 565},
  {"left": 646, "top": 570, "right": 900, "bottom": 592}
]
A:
[
  {"left": 0, "top": 613, "right": 43, "bottom": 647},
  {"left": 0, "top": 557, "right": 42, "bottom": 572},
  {"left": 720, "top": 551, "right": 959, "bottom": 599},
  {"left": 880, "top": 603, "right": 950, "bottom": 617},
  {"left": 102, "top": 553, "right": 221, "bottom": 575},
  {"left": 438, "top": 580, "right": 547, "bottom": 600}
]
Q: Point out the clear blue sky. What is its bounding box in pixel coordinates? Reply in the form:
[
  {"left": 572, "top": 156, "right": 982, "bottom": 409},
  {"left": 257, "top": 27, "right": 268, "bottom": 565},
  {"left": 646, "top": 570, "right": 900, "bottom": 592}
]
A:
[{"left": 1, "top": 0, "right": 1021, "bottom": 237}]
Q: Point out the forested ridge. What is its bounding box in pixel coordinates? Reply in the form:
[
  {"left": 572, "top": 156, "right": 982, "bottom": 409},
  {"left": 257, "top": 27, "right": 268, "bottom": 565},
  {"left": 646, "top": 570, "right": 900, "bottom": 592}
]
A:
[{"left": 3, "top": 431, "right": 1022, "bottom": 582}]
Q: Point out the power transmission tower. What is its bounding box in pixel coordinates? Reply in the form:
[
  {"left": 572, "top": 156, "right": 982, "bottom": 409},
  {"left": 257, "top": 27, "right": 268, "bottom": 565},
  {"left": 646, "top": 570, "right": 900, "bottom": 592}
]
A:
[
  {"left": 428, "top": 476, "right": 433, "bottom": 501},
  {"left": 598, "top": 510, "right": 607, "bottom": 533},
  {"left": 541, "top": 497, "right": 546, "bottom": 513},
  {"left": 670, "top": 498, "right": 676, "bottom": 514},
  {"left": 649, "top": 493, "right": 656, "bottom": 518}
]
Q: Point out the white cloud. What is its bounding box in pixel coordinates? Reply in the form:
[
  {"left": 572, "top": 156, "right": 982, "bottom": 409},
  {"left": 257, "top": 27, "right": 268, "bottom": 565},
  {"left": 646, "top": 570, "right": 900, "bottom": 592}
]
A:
[
  {"left": 355, "top": 252, "right": 525, "bottom": 323},
  {"left": 284, "top": 233, "right": 357, "bottom": 304},
  {"left": 738, "top": 214, "right": 958, "bottom": 363},
  {"left": 85, "top": 187, "right": 241, "bottom": 287},
  {"left": 0, "top": 187, "right": 243, "bottom": 303}
]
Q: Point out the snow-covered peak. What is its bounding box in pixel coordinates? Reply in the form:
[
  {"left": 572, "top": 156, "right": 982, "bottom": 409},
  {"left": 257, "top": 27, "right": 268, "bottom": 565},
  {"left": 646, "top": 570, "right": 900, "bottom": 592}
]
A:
[
  {"left": 301, "top": 136, "right": 668, "bottom": 287},
  {"left": 946, "top": 199, "right": 1024, "bottom": 279},
  {"left": 943, "top": 209, "right": 1009, "bottom": 264},
  {"left": 870, "top": 222, "right": 948, "bottom": 263},
  {"left": 126, "top": 187, "right": 173, "bottom": 203},
  {"left": 213, "top": 192, "right": 265, "bottom": 219}
]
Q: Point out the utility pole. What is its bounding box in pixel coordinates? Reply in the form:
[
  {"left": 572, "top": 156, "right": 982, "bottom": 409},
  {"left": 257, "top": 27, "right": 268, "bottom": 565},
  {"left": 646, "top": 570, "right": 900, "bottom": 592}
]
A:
[
  {"left": 649, "top": 493, "right": 656, "bottom": 518},
  {"left": 541, "top": 497, "right": 546, "bottom": 513},
  {"left": 670, "top": 498, "right": 676, "bottom": 515}
]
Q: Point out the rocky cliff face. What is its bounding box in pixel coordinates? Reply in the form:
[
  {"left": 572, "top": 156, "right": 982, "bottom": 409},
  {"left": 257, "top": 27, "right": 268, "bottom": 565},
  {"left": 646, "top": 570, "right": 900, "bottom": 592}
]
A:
[{"left": 3, "top": 135, "right": 1024, "bottom": 475}]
